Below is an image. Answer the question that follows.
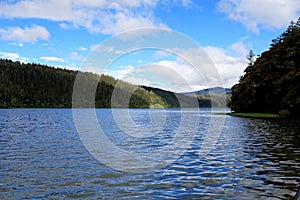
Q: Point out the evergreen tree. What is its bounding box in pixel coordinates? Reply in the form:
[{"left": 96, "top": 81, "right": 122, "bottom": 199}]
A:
[
  {"left": 246, "top": 50, "right": 255, "bottom": 66},
  {"left": 230, "top": 17, "right": 300, "bottom": 117}
]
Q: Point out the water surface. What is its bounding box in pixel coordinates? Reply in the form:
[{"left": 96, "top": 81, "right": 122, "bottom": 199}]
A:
[{"left": 0, "top": 109, "right": 299, "bottom": 199}]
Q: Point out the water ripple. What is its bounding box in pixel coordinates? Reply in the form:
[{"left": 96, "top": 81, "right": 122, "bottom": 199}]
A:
[{"left": 0, "top": 109, "right": 299, "bottom": 199}]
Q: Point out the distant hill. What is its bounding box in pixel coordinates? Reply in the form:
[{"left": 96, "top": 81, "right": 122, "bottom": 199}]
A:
[
  {"left": 0, "top": 59, "right": 229, "bottom": 108},
  {"left": 0, "top": 58, "right": 232, "bottom": 109},
  {"left": 141, "top": 86, "right": 200, "bottom": 108},
  {"left": 182, "top": 87, "right": 232, "bottom": 96},
  {"left": 230, "top": 18, "right": 300, "bottom": 117},
  {"left": 0, "top": 59, "right": 169, "bottom": 108},
  {"left": 142, "top": 86, "right": 229, "bottom": 108}
]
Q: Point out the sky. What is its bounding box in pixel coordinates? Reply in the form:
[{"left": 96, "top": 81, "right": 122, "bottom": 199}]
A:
[{"left": 0, "top": 0, "right": 299, "bottom": 92}]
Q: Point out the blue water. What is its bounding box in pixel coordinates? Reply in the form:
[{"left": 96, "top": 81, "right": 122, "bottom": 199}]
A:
[{"left": 0, "top": 109, "right": 299, "bottom": 199}]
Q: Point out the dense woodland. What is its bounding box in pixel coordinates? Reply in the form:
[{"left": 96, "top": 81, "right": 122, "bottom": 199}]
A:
[
  {"left": 0, "top": 59, "right": 228, "bottom": 108},
  {"left": 230, "top": 18, "right": 300, "bottom": 117},
  {"left": 0, "top": 59, "right": 170, "bottom": 108}
]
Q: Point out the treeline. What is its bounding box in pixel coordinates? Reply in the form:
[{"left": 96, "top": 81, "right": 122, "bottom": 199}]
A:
[
  {"left": 230, "top": 18, "right": 300, "bottom": 117},
  {"left": 0, "top": 59, "right": 230, "bottom": 109},
  {"left": 142, "top": 86, "right": 229, "bottom": 108},
  {"left": 0, "top": 59, "right": 75, "bottom": 108},
  {"left": 0, "top": 59, "right": 169, "bottom": 108}
]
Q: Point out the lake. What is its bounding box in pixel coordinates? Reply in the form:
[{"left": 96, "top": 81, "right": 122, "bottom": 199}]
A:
[{"left": 1, "top": 108, "right": 299, "bottom": 199}]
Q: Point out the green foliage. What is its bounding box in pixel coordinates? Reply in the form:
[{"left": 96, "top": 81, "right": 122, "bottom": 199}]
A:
[
  {"left": 0, "top": 59, "right": 76, "bottom": 108},
  {"left": 142, "top": 86, "right": 229, "bottom": 108},
  {"left": 229, "top": 112, "right": 282, "bottom": 119},
  {"left": 0, "top": 59, "right": 230, "bottom": 109},
  {"left": 0, "top": 59, "right": 168, "bottom": 108},
  {"left": 142, "top": 86, "right": 180, "bottom": 107},
  {"left": 230, "top": 17, "right": 300, "bottom": 117},
  {"left": 246, "top": 50, "right": 255, "bottom": 66}
]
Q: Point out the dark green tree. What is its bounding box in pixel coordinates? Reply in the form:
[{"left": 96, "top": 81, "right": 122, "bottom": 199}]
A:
[
  {"left": 246, "top": 50, "right": 255, "bottom": 66},
  {"left": 230, "top": 17, "right": 300, "bottom": 117}
]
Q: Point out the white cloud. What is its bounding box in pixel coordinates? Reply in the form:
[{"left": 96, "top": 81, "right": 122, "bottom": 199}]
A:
[
  {"left": 145, "top": 60, "right": 206, "bottom": 92},
  {"left": 52, "top": 64, "right": 80, "bottom": 71},
  {"left": 40, "top": 56, "right": 65, "bottom": 62},
  {"left": 229, "top": 41, "right": 248, "bottom": 57},
  {"left": 106, "top": 58, "right": 217, "bottom": 92},
  {"left": 8, "top": 42, "right": 24, "bottom": 47},
  {"left": 0, "top": 52, "right": 29, "bottom": 62},
  {"left": 0, "top": 25, "right": 50, "bottom": 42},
  {"left": 181, "top": 0, "right": 196, "bottom": 8},
  {"left": 204, "top": 45, "right": 247, "bottom": 88},
  {"left": 0, "top": 0, "right": 193, "bottom": 35},
  {"left": 75, "top": 46, "right": 88, "bottom": 51},
  {"left": 102, "top": 42, "right": 248, "bottom": 92},
  {"left": 162, "top": 48, "right": 247, "bottom": 90},
  {"left": 105, "top": 62, "right": 195, "bottom": 92},
  {"left": 160, "top": 0, "right": 198, "bottom": 11},
  {"left": 100, "top": 12, "right": 165, "bottom": 35},
  {"left": 108, "top": 65, "right": 136, "bottom": 79},
  {"left": 59, "top": 23, "right": 73, "bottom": 30},
  {"left": 70, "top": 52, "right": 85, "bottom": 61},
  {"left": 123, "top": 76, "right": 152, "bottom": 87},
  {"left": 153, "top": 50, "right": 175, "bottom": 59},
  {"left": 217, "top": 0, "right": 300, "bottom": 33}
]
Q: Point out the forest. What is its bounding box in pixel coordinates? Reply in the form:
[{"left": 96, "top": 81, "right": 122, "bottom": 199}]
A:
[
  {"left": 0, "top": 59, "right": 169, "bottom": 108},
  {"left": 0, "top": 59, "right": 228, "bottom": 108},
  {"left": 230, "top": 18, "right": 300, "bottom": 117}
]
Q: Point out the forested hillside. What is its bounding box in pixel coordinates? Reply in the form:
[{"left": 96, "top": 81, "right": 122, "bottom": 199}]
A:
[
  {"left": 0, "top": 59, "right": 169, "bottom": 108},
  {"left": 0, "top": 59, "right": 230, "bottom": 109},
  {"left": 142, "top": 86, "right": 229, "bottom": 108},
  {"left": 230, "top": 18, "right": 300, "bottom": 117}
]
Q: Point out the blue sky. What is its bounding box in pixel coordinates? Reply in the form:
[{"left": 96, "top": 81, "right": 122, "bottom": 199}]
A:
[{"left": 0, "top": 0, "right": 299, "bottom": 92}]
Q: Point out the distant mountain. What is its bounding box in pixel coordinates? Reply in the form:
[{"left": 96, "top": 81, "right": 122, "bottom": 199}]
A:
[
  {"left": 0, "top": 59, "right": 231, "bottom": 109},
  {"left": 182, "top": 87, "right": 232, "bottom": 96},
  {"left": 0, "top": 59, "right": 169, "bottom": 108},
  {"left": 142, "top": 86, "right": 230, "bottom": 108},
  {"left": 141, "top": 86, "right": 200, "bottom": 108},
  {"left": 0, "top": 59, "right": 223, "bottom": 108}
]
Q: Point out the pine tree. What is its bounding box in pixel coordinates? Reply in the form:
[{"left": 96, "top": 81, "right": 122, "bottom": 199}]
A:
[{"left": 246, "top": 50, "right": 255, "bottom": 66}]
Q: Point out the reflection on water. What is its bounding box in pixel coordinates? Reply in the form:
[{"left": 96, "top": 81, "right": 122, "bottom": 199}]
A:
[{"left": 0, "top": 109, "right": 299, "bottom": 199}]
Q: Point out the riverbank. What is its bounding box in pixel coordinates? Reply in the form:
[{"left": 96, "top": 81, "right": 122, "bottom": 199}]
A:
[{"left": 228, "top": 112, "right": 284, "bottom": 119}]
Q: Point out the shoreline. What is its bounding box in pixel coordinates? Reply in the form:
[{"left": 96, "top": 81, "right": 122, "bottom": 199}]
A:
[{"left": 227, "top": 112, "right": 284, "bottom": 119}]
